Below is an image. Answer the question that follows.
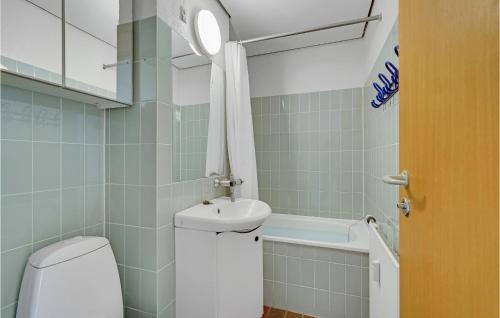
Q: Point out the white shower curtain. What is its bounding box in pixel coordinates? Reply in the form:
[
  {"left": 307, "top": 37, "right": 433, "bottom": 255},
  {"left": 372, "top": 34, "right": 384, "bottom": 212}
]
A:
[
  {"left": 225, "top": 42, "right": 259, "bottom": 199},
  {"left": 205, "top": 62, "right": 228, "bottom": 177}
]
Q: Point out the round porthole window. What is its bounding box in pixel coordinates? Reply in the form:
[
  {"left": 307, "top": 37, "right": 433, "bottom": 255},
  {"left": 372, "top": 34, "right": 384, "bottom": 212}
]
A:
[
  {"left": 194, "top": 9, "right": 222, "bottom": 56},
  {"left": 189, "top": 42, "right": 202, "bottom": 56}
]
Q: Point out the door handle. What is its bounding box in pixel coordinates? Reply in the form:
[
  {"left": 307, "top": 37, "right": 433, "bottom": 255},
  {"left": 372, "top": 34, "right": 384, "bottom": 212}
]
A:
[
  {"left": 383, "top": 170, "right": 409, "bottom": 187},
  {"left": 397, "top": 198, "right": 410, "bottom": 217}
]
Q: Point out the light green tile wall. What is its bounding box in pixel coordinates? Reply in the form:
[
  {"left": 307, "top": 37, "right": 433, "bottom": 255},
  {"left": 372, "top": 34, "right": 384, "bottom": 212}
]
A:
[
  {"left": 0, "top": 14, "right": 221, "bottom": 318},
  {"left": 105, "top": 17, "right": 223, "bottom": 318},
  {"left": 106, "top": 16, "right": 166, "bottom": 318},
  {"left": 263, "top": 241, "right": 369, "bottom": 317},
  {"left": 252, "top": 89, "right": 363, "bottom": 219},
  {"left": 0, "top": 85, "right": 105, "bottom": 316},
  {"left": 363, "top": 21, "right": 399, "bottom": 257},
  {"left": 173, "top": 105, "right": 181, "bottom": 182}
]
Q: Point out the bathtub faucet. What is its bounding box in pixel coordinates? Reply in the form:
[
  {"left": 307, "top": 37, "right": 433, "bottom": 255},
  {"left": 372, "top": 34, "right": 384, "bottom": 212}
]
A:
[
  {"left": 347, "top": 215, "right": 376, "bottom": 241},
  {"left": 211, "top": 173, "right": 244, "bottom": 202}
]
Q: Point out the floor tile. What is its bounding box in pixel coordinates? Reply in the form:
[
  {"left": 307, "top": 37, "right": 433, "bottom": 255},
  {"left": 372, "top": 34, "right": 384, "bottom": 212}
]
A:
[
  {"left": 264, "top": 306, "right": 316, "bottom": 318},
  {"left": 268, "top": 308, "right": 287, "bottom": 318},
  {"left": 262, "top": 306, "right": 271, "bottom": 318}
]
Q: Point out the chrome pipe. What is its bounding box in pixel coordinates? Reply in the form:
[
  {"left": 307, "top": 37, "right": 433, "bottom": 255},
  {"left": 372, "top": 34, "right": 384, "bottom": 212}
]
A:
[{"left": 240, "top": 14, "right": 382, "bottom": 44}]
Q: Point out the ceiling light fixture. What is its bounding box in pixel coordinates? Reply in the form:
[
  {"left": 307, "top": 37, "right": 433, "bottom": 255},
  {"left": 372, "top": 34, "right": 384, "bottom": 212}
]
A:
[
  {"left": 189, "top": 42, "right": 203, "bottom": 56},
  {"left": 194, "top": 9, "right": 222, "bottom": 56}
]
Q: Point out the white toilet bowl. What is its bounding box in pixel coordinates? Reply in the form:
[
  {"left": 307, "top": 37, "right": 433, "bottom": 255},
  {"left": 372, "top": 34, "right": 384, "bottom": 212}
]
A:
[{"left": 16, "top": 236, "right": 123, "bottom": 318}]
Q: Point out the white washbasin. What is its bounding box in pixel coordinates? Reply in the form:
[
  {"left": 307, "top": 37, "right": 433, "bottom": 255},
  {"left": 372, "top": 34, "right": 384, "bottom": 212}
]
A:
[{"left": 174, "top": 197, "right": 271, "bottom": 232}]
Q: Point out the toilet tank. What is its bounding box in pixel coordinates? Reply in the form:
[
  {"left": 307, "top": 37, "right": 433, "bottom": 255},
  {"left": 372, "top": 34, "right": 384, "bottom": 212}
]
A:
[{"left": 17, "top": 236, "right": 123, "bottom": 318}]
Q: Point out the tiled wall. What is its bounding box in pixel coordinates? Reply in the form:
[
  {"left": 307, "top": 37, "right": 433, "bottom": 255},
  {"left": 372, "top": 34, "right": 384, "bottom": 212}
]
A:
[
  {"left": 0, "top": 85, "right": 105, "bottom": 317},
  {"left": 0, "top": 13, "right": 222, "bottom": 318},
  {"left": 105, "top": 17, "right": 223, "bottom": 318},
  {"left": 106, "top": 100, "right": 164, "bottom": 317},
  {"left": 173, "top": 102, "right": 209, "bottom": 181},
  {"left": 363, "top": 21, "right": 399, "bottom": 256},
  {"left": 251, "top": 89, "right": 363, "bottom": 220},
  {"left": 105, "top": 16, "right": 171, "bottom": 317},
  {"left": 263, "top": 241, "right": 369, "bottom": 318}
]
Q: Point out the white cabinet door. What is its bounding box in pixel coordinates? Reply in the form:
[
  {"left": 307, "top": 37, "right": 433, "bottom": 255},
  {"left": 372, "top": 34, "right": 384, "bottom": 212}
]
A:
[
  {"left": 176, "top": 228, "right": 218, "bottom": 318},
  {"left": 216, "top": 227, "right": 263, "bottom": 318}
]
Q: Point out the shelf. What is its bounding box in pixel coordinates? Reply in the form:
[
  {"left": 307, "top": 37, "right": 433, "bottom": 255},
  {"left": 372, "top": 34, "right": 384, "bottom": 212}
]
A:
[{"left": 0, "top": 70, "right": 132, "bottom": 110}]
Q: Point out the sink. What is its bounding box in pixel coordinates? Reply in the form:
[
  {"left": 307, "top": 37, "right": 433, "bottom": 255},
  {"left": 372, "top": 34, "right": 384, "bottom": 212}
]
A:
[{"left": 174, "top": 197, "right": 271, "bottom": 232}]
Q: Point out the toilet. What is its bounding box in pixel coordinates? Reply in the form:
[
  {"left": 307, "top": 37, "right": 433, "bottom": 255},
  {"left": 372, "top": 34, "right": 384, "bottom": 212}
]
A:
[{"left": 16, "top": 236, "right": 123, "bottom": 318}]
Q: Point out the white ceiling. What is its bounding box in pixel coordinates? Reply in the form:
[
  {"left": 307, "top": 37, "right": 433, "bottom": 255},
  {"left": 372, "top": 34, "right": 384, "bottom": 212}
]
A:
[{"left": 219, "top": 0, "right": 373, "bottom": 56}]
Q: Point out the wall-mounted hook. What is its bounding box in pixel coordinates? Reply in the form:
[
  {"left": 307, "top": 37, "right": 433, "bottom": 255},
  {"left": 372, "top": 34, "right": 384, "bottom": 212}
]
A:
[{"left": 370, "top": 45, "right": 399, "bottom": 109}]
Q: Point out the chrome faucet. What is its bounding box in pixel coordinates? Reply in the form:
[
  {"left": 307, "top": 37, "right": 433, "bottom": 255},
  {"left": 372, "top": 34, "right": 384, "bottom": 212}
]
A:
[
  {"left": 211, "top": 173, "right": 244, "bottom": 202},
  {"left": 347, "top": 214, "right": 376, "bottom": 241}
]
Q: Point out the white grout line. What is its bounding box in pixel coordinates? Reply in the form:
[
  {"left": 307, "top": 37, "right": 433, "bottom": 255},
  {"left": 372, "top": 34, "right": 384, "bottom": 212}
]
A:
[
  {"left": 83, "top": 104, "right": 87, "bottom": 235},
  {"left": 0, "top": 138, "right": 102, "bottom": 146},
  {"left": 361, "top": 87, "right": 366, "bottom": 219},
  {"left": 59, "top": 97, "right": 63, "bottom": 241},
  {"left": 106, "top": 109, "right": 110, "bottom": 237},
  {"left": 1, "top": 242, "right": 33, "bottom": 255},
  {"left": 31, "top": 90, "right": 34, "bottom": 253},
  {"left": 122, "top": 108, "right": 129, "bottom": 297},
  {"left": 101, "top": 108, "right": 106, "bottom": 236}
]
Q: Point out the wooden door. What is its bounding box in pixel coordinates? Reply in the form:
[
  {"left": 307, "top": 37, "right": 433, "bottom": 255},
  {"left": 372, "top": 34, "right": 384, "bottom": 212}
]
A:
[{"left": 399, "top": 1, "right": 499, "bottom": 317}]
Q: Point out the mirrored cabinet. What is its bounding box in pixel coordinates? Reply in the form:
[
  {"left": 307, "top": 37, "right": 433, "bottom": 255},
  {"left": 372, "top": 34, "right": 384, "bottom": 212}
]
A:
[
  {"left": 1, "top": 0, "right": 133, "bottom": 108},
  {"left": 2, "top": 0, "right": 63, "bottom": 84},
  {"left": 171, "top": 30, "right": 212, "bottom": 182}
]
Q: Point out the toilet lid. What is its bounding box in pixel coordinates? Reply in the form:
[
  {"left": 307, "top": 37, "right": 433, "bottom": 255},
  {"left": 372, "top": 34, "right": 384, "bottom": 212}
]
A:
[{"left": 29, "top": 236, "right": 109, "bottom": 268}]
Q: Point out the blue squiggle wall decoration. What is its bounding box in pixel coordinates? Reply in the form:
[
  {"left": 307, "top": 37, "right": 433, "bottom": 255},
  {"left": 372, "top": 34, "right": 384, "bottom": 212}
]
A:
[{"left": 371, "top": 45, "right": 399, "bottom": 108}]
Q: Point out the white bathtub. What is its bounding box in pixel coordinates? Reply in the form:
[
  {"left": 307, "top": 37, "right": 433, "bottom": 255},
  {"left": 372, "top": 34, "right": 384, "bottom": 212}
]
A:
[
  {"left": 262, "top": 213, "right": 370, "bottom": 315},
  {"left": 262, "top": 213, "right": 369, "bottom": 253}
]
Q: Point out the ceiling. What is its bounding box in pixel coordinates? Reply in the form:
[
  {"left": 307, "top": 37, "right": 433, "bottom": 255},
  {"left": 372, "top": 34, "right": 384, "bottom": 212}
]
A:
[{"left": 219, "top": 0, "right": 373, "bottom": 56}]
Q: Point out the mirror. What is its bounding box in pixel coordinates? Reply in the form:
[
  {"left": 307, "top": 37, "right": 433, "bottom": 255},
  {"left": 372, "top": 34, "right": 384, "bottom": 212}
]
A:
[
  {"left": 1, "top": 0, "right": 62, "bottom": 84},
  {"left": 1, "top": 0, "right": 133, "bottom": 104},
  {"left": 172, "top": 30, "right": 213, "bottom": 182},
  {"left": 64, "top": 0, "right": 133, "bottom": 103}
]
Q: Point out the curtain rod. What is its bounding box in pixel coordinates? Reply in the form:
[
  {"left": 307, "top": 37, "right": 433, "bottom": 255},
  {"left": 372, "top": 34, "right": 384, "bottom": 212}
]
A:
[{"left": 239, "top": 14, "right": 382, "bottom": 44}]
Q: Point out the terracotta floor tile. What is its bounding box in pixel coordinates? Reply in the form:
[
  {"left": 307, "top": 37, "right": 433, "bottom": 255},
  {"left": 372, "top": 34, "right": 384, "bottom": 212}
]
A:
[
  {"left": 268, "top": 308, "right": 287, "bottom": 318},
  {"left": 262, "top": 306, "right": 271, "bottom": 318},
  {"left": 264, "top": 307, "right": 316, "bottom": 318}
]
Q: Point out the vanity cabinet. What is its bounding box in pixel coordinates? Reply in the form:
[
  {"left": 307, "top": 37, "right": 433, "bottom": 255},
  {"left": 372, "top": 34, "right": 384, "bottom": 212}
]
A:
[{"left": 175, "top": 227, "right": 263, "bottom": 318}]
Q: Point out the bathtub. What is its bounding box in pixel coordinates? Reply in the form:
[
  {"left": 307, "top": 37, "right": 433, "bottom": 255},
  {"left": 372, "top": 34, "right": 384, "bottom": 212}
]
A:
[
  {"left": 262, "top": 213, "right": 369, "bottom": 253},
  {"left": 261, "top": 213, "right": 370, "bottom": 317}
]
